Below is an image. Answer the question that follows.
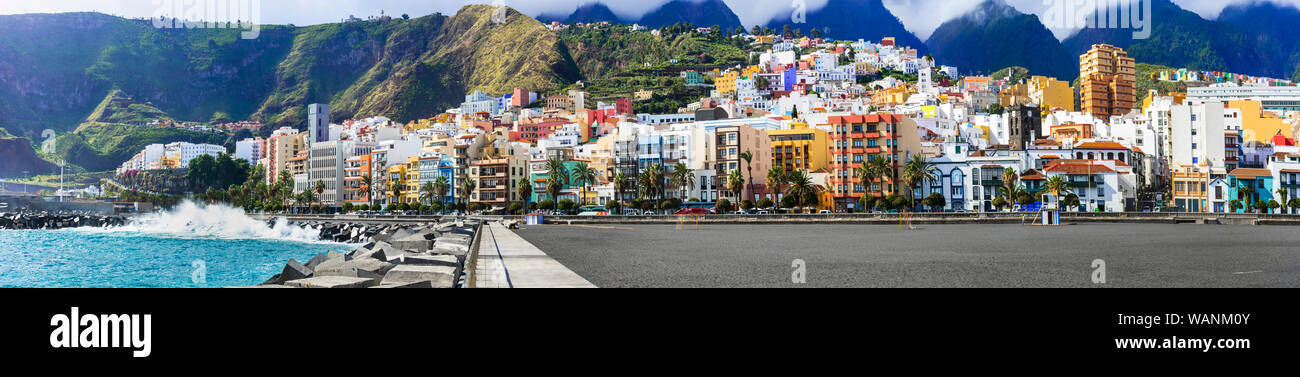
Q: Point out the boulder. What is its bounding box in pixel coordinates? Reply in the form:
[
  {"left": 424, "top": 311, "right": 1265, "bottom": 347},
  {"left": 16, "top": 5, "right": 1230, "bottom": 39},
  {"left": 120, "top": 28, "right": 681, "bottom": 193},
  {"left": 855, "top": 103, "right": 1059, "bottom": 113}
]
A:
[
  {"left": 304, "top": 251, "right": 345, "bottom": 271},
  {"left": 380, "top": 264, "right": 459, "bottom": 288},
  {"left": 284, "top": 276, "right": 376, "bottom": 288},
  {"left": 390, "top": 232, "right": 435, "bottom": 253},
  {"left": 313, "top": 257, "right": 395, "bottom": 280},
  {"left": 280, "top": 259, "right": 314, "bottom": 281}
]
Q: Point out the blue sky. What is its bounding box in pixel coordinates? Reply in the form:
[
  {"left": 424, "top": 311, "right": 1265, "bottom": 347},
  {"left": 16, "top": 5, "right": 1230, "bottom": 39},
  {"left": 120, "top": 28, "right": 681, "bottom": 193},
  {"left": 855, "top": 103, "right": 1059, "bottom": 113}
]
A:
[{"left": 1, "top": 0, "right": 1295, "bottom": 40}]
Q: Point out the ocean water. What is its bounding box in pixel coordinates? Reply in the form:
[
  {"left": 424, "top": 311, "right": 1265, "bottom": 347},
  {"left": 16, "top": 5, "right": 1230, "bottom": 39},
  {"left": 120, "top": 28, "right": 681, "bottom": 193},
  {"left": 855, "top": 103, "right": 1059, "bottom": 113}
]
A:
[{"left": 0, "top": 202, "right": 355, "bottom": 288}]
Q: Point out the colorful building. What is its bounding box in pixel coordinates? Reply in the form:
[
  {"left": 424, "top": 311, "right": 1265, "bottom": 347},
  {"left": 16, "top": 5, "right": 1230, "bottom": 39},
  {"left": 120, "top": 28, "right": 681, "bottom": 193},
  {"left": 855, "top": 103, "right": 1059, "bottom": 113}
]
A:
[
  {"left": 1080, "top": 44, "right": 1137, "bottom": 119},
  {"left": 1000, "top": 76, "right": 1075, "bottom": 112},
  {"left": 767, "top": 121, "right": 830, "bottom": 172},
  {"left": 823, "top": 114, "right": 922, "bottom": 211},
  {"left": 1226, "top": 168, "right": 1274, "bottom": 213}
]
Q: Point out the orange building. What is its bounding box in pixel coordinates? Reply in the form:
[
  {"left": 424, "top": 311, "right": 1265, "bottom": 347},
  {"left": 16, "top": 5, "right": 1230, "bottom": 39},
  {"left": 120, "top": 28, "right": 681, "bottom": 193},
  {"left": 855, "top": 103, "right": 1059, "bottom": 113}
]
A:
[
  {"left": 1080, "top": 44, "right": 1136, "bottom": 118},
  {"left": 823, "top": 113, "right": 923, "bottom": 211}
]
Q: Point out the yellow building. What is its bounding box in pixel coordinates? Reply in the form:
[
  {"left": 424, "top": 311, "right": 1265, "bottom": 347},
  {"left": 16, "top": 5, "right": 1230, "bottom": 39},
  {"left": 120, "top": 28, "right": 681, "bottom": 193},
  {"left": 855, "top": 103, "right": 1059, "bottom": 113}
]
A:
[
  {"left": 1230, "top": 100, "right": 1291, "bottom": 143},
  {"left": 403, "top": 156, "right": 423, "bottom": 204},
  {"left": 386, "top": 164, "right": 410, "bottom": 204},
  {"left": 768, "top": 121, "right": 830, "bottom": 172},
  {"left": 871, "top": 85, "right": 915, "bottom": 106},
  {"left": 717, "top": 70, "right": 740, "bottom": 95},
  {"left": 1171, "top": 163, "right": 1210, "bottom": 212},
  {"left": 999, "top": 76, "right": 1075, "bottom": 112}
]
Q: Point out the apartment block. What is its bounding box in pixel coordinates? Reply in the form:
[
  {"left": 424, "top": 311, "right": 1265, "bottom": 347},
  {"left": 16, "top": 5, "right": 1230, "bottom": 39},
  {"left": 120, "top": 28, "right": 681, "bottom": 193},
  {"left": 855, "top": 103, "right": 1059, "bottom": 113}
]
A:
[{"left": 1080, "top": 44, "right": 1136, "bottom": 119}]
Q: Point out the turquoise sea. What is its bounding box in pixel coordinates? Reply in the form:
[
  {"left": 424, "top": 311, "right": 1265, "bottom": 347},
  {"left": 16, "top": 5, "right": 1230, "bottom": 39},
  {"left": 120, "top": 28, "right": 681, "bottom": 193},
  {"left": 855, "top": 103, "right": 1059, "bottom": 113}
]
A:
[{"left": 0, "top": 202, "right": 354, "bottom": 288}]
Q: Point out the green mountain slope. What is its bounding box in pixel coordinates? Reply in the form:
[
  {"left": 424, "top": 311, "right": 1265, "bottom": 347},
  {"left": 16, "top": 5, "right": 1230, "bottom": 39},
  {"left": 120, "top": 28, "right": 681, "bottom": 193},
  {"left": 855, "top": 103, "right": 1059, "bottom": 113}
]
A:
[
  {"left": 925, "top": 0, "right": 1077, "bottom": 80},
  {"left": 0, "top": 5, "right": 581, "bottom": 171},
  {"left": 1061, "top": 0, "right": 1275, "bottom": 78}
]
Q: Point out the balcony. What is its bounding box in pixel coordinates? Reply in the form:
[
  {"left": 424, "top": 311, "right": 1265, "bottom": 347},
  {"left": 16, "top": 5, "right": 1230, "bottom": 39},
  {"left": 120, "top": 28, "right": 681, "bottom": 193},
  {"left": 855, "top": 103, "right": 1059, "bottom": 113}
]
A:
[{"left": 980, "top": 179, "right": 1003, "bottom": 187}]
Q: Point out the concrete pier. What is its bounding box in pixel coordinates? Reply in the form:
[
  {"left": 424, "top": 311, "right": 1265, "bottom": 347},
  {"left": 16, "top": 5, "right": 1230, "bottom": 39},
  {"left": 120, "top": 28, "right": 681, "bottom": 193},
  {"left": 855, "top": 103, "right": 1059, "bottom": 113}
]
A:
[{"left": 474, "top": 222, "right": 595, "bottom": 288}]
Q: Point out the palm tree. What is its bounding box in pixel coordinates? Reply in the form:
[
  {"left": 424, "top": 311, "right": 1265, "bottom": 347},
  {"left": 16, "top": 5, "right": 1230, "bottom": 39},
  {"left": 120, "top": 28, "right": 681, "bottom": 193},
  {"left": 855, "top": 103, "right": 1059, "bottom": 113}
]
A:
[
  {"left": 1277, "top": 188, "right": 1290, "bottom": 215},
  {"left": 517, "top": 177, "right": 533, "bottom": 212},
  {"left": 545, "top": 156, "right": 569, "bottom": 196},
  {"left": 313, "top": 180, "right": 326, "bottom": 207},
  {"left": 546, "top": 179, "right": 563, "bottom": 211},
  {"left": 433, "top": 175, "right": 450, "bottom": 208},
  {"left": 766, "top": 166, "right": 786, "bottom": 202},
  {"left": 1001, "top": 167, "right": 1019, "bottom": 205},
  {"left": 738, "top": 150, "right": 754, "bottom": 203},
  {"left": 359, "top": 174, "right": 374, "bottom": 209},
  {"left": 785, "top": 170, "right": 819, "bottom": 212},
  {"left": 671, "top": 162, "right": 696, "bottom": 200},
  {"left": 390, "top": 181, "right": 405, "bottom": 206},
  {"left": 1044, "top": 175, "right": 1070, "bottom": 196},
  {"left": 613, "top": 171, "right": 629, "bottom": 204},
  {"left": 572, "top": 162, "right": 598, "bottom": 206},
  {"left": 727, "top": 169, "right": 745, "bottom": 204},
  {"left": 639, "top": 164, "right": 665, "bottom": 201},
  {"left": 420, "top": 181, "right": 436, "bottom": 206},
  {"left": 459, "top": 177, "right": 476, "bottom": 212},
  {"left": 865, "top": 156, "right": 891, "bottom": 196},
  {"left": 902, "top": 154, "right": 935, "bottom": 211}
]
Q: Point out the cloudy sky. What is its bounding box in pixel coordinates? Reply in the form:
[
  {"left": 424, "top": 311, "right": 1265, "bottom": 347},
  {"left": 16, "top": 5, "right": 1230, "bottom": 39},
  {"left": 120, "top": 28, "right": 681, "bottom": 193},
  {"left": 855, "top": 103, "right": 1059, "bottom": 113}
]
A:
[{"left": 1, "top": 0, "right": 1296, "bottom": 40}]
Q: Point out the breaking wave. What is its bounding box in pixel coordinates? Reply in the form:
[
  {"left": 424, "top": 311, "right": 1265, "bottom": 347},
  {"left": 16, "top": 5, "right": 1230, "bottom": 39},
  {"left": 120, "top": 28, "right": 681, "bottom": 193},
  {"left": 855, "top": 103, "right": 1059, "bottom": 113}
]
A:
[{"left": 80, "top": 201, "right": 325, "bottom": 243}]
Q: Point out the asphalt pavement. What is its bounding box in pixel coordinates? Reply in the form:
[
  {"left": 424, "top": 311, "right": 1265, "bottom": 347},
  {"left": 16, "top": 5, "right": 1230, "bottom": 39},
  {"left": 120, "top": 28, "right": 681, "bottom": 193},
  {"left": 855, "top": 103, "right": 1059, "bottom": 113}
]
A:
[{"left": 512, "top": 223, "right": 1300, "bottom": 288}]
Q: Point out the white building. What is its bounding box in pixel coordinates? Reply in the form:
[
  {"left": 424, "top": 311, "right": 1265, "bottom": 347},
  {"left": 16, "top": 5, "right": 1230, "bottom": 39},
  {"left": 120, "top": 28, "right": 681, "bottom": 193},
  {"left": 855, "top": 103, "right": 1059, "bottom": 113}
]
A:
[{"left": 234, "top": 137, "right": 265, "bottom": 163}]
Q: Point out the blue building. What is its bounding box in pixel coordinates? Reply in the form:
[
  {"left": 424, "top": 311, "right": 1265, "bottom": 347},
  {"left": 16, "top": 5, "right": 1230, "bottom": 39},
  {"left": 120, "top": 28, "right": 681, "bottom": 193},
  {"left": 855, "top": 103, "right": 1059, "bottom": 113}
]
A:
[{"left": 1226, "top": 168, "right": 1274, "bottom": 213}]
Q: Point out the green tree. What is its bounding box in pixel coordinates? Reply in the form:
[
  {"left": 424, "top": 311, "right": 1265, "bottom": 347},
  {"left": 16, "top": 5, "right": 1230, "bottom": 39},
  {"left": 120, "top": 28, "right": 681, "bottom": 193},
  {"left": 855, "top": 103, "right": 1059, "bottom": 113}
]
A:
[
  {"left": 738, "top": 150, "right": 754, "bottom": 203},
  {"left": 766, "top": 166, "right": 786, "bottom": 203},
  {"left": 313, "top": 180, "right": 326, "bottom": 207},
  {"left": 460, "top": 177, "right": 476, "bottom": 212},
  {"left": 903, "top": 154, "right": 935, "bottom": 211},
  {"left": 785, "top": 170, "right": 819, "bottom": 212},
  {"left": 670, "top": 162, "right": 696, "bottom": 200},
  {"left": 517, "top": 177, "right": 533, "bottom": 212},
  {"left": 572, "top": 162, "right": 598, "bottom": 206}
]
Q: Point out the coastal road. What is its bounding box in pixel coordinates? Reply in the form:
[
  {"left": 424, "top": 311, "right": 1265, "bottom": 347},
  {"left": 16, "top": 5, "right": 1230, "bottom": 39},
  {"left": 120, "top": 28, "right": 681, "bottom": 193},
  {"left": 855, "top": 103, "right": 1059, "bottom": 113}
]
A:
[{"left": 512, "top": 223, "right": 1300, "bottom": 288}]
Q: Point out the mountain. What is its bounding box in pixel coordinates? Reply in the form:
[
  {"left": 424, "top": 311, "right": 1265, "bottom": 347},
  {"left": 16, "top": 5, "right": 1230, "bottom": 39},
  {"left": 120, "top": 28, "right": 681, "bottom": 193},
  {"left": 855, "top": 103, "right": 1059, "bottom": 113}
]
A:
[
  {"left": 925, "top": 0, "right": 1076, "bottom": 79},
  {"left": 0, "top": 135, "right": 57, "bottom": 178},
  {"left": 765, "top": 0, "right": 926, "bottom": 53},
  {"left": 637, "top": 0, "right": 742, "bottom": 30},
  {"left": 1061, "top": 0, "right": 1274, "bottom": 78},
  {"left": 538, "top": 0, "right": 742, "bottom": 30},
  {"left": 537, "top": 2, "right": 622, "bottom": 24},
  {"left": 1217, "top": 1, "right": 1300, "bottom": 81},
  {"left": 0, "top": 5, "right": 582, "bottom": 171}
]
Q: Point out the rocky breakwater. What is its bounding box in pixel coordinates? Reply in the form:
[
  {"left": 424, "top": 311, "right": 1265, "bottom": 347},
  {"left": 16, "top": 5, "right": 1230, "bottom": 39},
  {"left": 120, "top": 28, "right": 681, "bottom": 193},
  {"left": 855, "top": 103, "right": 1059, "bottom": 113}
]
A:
[
  {"left": 251, "top": 218, "right": 480, "bottom": 289},
  {"left": 0, "top": 211, "right": 129, "bottom": 230}
]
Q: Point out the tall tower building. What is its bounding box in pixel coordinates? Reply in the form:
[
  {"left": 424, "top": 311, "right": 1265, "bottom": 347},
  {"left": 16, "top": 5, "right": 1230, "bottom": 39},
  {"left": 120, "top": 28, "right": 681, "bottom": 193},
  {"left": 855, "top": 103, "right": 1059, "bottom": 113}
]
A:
[
  {"left": 308, "top": 103, "right": 331, "bottom": 143},
  {"left": 1080, "top": 44, "right": 1136, "bottom": 119}
]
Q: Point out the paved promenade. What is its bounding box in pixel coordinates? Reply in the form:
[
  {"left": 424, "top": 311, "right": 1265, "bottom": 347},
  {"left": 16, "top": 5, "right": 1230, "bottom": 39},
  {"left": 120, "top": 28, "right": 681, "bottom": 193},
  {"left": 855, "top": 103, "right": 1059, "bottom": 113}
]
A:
[{"left": 475, "top": 222, "right": 595, "bottom": 288}]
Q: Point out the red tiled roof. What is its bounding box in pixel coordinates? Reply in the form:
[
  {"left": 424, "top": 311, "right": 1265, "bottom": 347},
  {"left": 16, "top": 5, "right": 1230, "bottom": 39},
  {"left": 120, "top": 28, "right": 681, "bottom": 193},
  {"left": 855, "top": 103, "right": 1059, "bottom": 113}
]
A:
[
  {"left": 1228, "top": 168, "right": 1272, "bottom": 178},
  {"left": 825, "top": 113, "right": 903, "bottom": 125},
  {"left": 1281, "top": 169, "right": 1300, "bottom": 173},
  {"left": 1044, "top": 163, "right": 1114, "bottom": 174},
  {"left": 1074, "top": 141, "right": 1128, "bottom": 150}
]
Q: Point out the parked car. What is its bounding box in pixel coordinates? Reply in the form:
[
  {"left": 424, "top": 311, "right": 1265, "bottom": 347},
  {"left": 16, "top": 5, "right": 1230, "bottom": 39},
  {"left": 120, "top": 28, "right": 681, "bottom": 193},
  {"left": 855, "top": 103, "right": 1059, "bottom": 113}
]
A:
[{"left": 674, "top": 208, "right": 712, "bottom": 215}]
